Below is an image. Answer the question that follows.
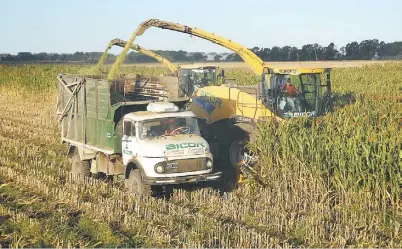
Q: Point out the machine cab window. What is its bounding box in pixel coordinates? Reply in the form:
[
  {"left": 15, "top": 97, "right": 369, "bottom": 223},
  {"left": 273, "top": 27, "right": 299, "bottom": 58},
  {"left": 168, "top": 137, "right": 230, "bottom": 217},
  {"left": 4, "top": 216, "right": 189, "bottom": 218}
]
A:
[
  {"left": 180, "top": 67, "right": 218, "bottom": 97},
  {"left": 261, "top": 69, "right": 331, "bottom": 118}
]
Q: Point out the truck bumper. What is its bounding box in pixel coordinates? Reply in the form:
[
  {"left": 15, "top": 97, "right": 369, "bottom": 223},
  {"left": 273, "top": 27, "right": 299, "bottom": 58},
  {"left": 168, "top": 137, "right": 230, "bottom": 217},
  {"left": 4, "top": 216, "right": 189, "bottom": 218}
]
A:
[{"left": 143, "top": 172, "right": 222, "bottom": 185}]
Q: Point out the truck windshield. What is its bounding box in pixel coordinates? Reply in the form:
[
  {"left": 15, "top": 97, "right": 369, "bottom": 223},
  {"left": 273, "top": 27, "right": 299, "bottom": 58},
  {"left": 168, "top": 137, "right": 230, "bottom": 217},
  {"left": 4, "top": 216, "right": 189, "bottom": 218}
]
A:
[{"left": 139, "top": 117, "right": 201, "bottom": 139}]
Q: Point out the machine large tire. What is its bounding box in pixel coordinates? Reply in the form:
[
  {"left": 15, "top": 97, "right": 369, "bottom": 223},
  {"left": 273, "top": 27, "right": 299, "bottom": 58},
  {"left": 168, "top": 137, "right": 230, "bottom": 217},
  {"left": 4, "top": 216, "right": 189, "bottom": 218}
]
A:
[
  {"left": 226, "top": 123, "right": 257, "bottom": 186},
  {"left": 214, "top": 127, "right": 244, "bottom": 192},
  {"left": 125, "top": 169, "right": 152, "bottom": 196},
  {"left": 227, "top": 127, "right": 251, "bottom": 165},
  {"left": 229, "top": 138, "right": 248, "bottom": 169},
  {"left": 71, "top": 152, "right": 91, "bottom": 177}
]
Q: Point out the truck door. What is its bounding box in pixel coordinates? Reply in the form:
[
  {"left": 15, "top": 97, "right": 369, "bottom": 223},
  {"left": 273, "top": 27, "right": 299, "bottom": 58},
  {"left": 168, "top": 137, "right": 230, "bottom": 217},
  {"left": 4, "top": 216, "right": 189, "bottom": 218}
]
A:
[{"left": 122, "top": 120, "right": 136, "bottom": 166}]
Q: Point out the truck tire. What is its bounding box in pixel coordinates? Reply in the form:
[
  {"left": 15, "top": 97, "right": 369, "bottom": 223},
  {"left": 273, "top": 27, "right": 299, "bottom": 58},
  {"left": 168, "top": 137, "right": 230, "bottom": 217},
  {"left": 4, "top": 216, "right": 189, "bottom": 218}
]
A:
[
  {"left": 125, "top": 169, "right": 152, "bottom": 196},
  {"left": 71, "top": 152, "right": 91, "bottom": 177}
]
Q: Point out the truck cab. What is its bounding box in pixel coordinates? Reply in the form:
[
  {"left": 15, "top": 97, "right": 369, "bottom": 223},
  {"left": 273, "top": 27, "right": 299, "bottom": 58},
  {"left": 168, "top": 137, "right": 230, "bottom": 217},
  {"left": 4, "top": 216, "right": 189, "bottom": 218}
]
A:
[{"left": 121, "top": 102, "right": 221, "bottom": 195}]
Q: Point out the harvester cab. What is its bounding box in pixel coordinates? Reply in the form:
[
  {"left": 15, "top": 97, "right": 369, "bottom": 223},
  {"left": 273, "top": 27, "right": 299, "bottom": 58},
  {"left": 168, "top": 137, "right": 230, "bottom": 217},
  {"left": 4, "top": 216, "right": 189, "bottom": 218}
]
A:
[
  {"left": 260, "top": 67, "right": 333, "bottom": 119},
  {"left": 179, "top": 64, "right": 220, "bottom": 97}
]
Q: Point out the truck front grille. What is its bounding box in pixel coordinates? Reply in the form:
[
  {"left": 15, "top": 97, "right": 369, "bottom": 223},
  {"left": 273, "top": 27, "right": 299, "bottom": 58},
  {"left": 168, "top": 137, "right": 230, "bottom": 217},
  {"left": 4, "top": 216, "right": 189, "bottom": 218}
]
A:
[{"left": 164, "top": 158, "right": 207, "bottom": 174}]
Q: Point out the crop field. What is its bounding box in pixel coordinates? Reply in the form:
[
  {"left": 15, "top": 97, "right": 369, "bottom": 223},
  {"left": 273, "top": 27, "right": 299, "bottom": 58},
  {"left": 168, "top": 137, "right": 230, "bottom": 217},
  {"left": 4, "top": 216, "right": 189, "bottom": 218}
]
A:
[
  {"left": 121, "top": 60, "right": 393, "bottom": 69},
  {"left": 0, "top": 63, "right": 401, "bottom": 248}
]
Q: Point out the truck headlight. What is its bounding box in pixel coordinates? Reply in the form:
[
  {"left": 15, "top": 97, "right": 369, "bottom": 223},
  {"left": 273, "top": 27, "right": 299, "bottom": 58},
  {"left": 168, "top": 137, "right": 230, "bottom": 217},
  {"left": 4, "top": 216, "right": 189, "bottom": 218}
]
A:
[
  {"left": 155, "top": 164, "right": 165, "bottom": 174},
  {"left": 206, "top": 159, "right": 213, "bottom": 169}
]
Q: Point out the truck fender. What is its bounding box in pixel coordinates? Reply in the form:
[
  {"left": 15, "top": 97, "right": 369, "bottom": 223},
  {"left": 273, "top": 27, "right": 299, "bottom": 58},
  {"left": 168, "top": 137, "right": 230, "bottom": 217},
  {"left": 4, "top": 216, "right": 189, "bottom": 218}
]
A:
[
  {"left": 70, "top": 145, "right": 97, "bottom": 161},
  {"left": 67, "top": 144, "right": 75, "bottom": 158},
  {"left": 125, "top": 159, "right": 147, "bottom": 180}
]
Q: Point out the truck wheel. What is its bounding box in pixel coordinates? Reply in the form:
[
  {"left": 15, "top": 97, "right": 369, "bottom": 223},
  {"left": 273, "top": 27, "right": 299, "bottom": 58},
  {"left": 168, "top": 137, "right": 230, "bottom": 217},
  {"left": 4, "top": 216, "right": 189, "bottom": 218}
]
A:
[
  {"left": 71, "top": 153, "right": 91, "bottom": 177},
  {"left": 125, "top": 169, "right": 152, "bottom": 196}
]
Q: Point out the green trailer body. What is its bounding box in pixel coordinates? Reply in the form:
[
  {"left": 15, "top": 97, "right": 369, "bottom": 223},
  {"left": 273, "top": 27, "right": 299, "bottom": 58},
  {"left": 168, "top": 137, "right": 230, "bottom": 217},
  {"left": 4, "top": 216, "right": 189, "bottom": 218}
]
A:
[{"left": 56, "top": 73, "right": 188, "bottom": 154}]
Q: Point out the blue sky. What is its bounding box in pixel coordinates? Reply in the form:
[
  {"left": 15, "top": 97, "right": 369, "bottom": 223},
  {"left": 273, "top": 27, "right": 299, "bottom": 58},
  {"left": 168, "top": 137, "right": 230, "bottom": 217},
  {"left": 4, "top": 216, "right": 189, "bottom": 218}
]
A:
[{"left": 1, "top": 0, "right": 401, "bottom": 54}]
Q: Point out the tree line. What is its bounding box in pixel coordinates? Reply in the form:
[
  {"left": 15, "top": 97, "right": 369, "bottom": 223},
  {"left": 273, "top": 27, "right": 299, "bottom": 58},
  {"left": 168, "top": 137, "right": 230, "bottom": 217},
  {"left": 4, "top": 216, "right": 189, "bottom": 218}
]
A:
[{"left": 1, "top": 39, "right": 401, "bottom": 63}]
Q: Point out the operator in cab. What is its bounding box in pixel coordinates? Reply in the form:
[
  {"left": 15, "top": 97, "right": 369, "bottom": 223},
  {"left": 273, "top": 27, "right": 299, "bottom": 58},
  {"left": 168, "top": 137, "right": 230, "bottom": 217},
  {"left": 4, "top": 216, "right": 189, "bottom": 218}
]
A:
[
  {"left": 278, "top": 78, "right": 301, "bottom": 112},
  {"left": 163, "top": 119, "right": 178, "bottom": 135},
  {"left": 201, "top": 71, "right": 210, "bottom": 86},
  {"left": 164, "top": 118, "right": 191, "bottom": 136}
]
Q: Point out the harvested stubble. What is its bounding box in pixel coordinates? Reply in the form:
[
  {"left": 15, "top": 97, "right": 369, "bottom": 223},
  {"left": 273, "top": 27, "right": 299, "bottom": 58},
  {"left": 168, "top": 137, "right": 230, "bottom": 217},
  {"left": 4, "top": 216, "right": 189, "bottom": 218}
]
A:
[{"left": 0, "top": 63, "right": 400, "bottom": 248}]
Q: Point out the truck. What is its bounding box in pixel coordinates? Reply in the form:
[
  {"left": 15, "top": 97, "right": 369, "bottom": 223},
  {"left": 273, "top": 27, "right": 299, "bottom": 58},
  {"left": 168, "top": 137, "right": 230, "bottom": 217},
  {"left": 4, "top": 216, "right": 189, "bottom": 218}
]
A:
[{"left": 56, "top": 73, "right": 221, "bottom": 195}]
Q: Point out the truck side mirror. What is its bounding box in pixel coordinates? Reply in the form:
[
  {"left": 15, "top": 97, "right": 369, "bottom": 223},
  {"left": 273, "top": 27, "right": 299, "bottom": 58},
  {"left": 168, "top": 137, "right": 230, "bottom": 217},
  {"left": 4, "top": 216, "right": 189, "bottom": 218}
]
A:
[{"left": 123, "top": 121, "right": 132, "bottom": 136}]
